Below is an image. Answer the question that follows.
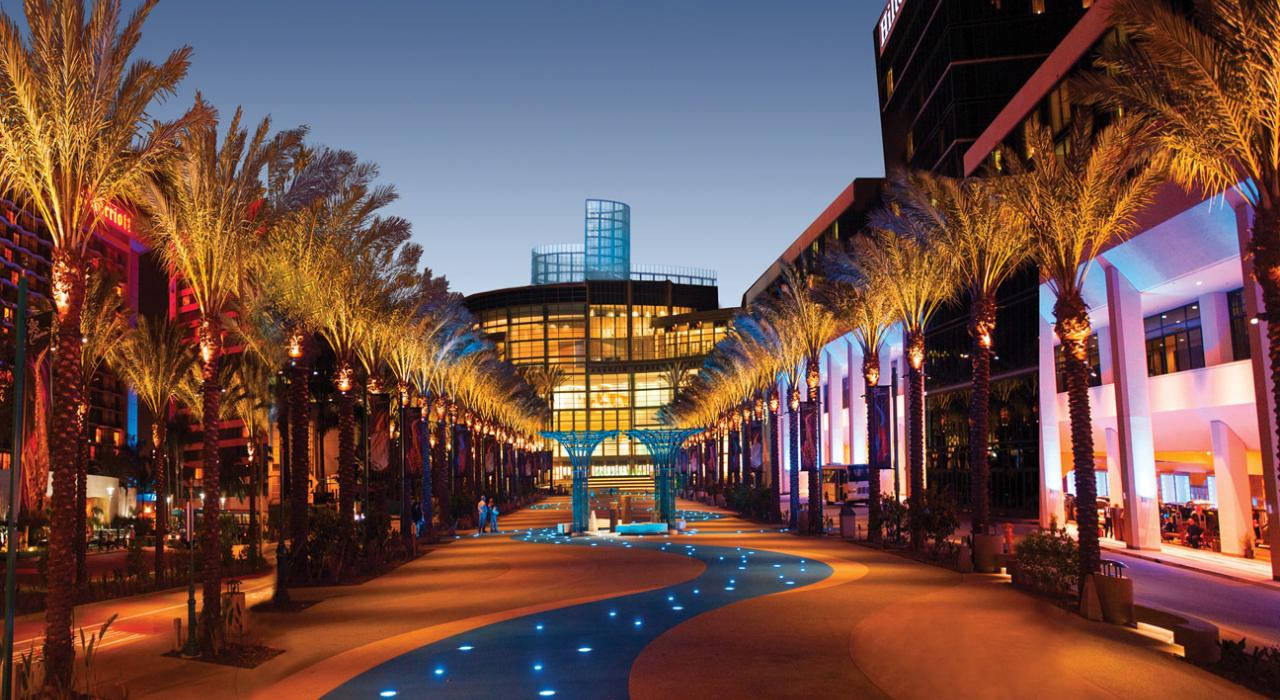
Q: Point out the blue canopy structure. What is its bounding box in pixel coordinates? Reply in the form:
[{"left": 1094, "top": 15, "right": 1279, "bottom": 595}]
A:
[
  {"left": 626, "top": 429, "right": 701, "bottom": 527},
  {"left": 541, "top": 430, "right": 616, "bottom": 533}
]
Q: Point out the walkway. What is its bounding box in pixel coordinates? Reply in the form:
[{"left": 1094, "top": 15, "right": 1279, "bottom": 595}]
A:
[{"left": 31, "top": 498, "right": 1251, "bottom": 698}]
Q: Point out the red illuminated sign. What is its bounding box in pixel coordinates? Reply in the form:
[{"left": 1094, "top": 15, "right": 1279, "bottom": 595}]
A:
[{"left": 89, "top": 197, "right": 133, "bottom": 235}]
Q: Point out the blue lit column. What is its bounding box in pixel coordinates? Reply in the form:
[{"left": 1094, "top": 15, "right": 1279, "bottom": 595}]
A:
[
  {"left": 542, "top": 431, "right": 616, "bottom": 533},
  {"left": 627, "top": 429, "right": 701, "bottom": 527}
]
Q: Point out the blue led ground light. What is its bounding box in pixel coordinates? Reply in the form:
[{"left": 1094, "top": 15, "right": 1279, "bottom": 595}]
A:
[{"left": 327, "top": 531, "right": 831, "bottom": 699}]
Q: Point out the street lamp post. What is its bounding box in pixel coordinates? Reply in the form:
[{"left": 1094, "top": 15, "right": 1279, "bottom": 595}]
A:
[{"left": 182, "top": 481, "right": 198, "bottom": 656}]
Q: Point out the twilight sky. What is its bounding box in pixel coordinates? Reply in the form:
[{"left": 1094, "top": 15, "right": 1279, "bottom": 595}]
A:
[{"left": 134, "top": 0, "right": 888, "bottom": 305}]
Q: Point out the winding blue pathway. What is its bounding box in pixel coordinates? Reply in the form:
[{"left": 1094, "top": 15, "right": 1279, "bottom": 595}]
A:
[{"left": 327, "top": 529, "right": 832, "bottom": 699}]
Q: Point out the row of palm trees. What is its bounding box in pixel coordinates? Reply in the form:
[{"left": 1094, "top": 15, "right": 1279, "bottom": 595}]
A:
[
  {"left": 0, "top": 0, "right": 549, "bottom": 684},
  {"left": 670, "top": 0, "right": 1280, "bottom": 601}
]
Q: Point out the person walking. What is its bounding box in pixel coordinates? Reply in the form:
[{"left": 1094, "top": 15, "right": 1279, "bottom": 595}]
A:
[
  {"left": 477, "top": 495, "right": 489, "bottom": 534},
  {"left": 487, "top": 497, "right": 500, "bottom": 534},
  {"left": 411, "top": 500, "right": 424, "bottom": 538}
]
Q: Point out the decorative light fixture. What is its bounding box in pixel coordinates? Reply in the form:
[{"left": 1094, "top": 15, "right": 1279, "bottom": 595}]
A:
[
  {"left": 335, "top": 363, "right": 354, "bottom": 393},
  {"left": 287, "top": 330, "right": 304, "bottom": 359}
]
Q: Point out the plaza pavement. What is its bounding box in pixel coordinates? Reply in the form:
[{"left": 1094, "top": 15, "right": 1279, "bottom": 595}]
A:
[{"left": 27, "top": 497, "right": 1253, "bottom": 698}]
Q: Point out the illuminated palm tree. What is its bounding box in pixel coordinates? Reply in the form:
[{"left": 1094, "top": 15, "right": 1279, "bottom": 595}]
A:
[
  {"left": 114, "top": 316, "right": 195, "bottom": 581},
  {"left": 769, "top": 266, "right": 838, "bottom": 535},
  {"left": 820, "top": 263, "right": 895, "bottom": 544},
  {"left": 879, "top": 170, "right": 1028, "bottom": 537},
  {"left": 1003, "top": 114, "right": 1159, "bottom": 594},
  {"left": 134, "top": 104, "right": 298, "bottom": 654},
  {"left": 851, "top": 220, "right": 955, "bottom": 551},
  {"left": 0, "top": 0, "right": 203, "bottom": 681},
  {"left": 75, "top": 270, "right": 129, "bottom": 584},
  {"left": 223, "top": 352, "right": 275, "bottom": 567},
  {"left": 1078, "top": 0, "right": 1280, "bottom": 561}
]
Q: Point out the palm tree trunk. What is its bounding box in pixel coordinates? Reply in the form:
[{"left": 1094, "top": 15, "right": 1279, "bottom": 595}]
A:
[
  {"left": 289, "top": 359, "right": 310, "bottom": 577},
  {"left": 1054, "top": 294, "right": 1100, "bottom": 596},
  {"left": 337, "top": 382, "right": 356, "bottom": 521},
  {"left": 248, "top": 446, "right": 260, "bottom": 568},
  {"left": 1249, "top": 206, "right": 1280, "bottom": 566},
  {"left": 198, "top": 318, "right": 223, "bottom": 655},
  {"left": 969, "top": 292, "right": 996, "bottom": 537},
  {"left": 75, "top": 404, "right": 88, "bottom": 588},
  {"left": 864, "top": 355, "right": 882, "bottom": 545},
  {"left": 905, "top": 330, "right": 926, "bottom": 551},
  {"left": 153, "top": 421, "right": 168, "bottom": 581},
  {"left": 419, "top": 407, "right": 434, "bottom": 543},
  {"left": 789, "top": 396, "right": 800, "bottom": 531},
  {"left": 805, "top": 358, "right": 823, "bottom": 535},
  {"left": 435, "top": 416, "right": 450, "bottom": 532},
  {"left": 43, "top": 253, "right": 85, "bottom": 687},
  {"left": 767, "top": 393, "right": 781, "bottom": 522}
]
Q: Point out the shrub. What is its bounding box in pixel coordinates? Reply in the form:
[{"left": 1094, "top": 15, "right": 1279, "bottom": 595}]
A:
[
  {"left": 1212, "top": 638, "right": 1280, "bottom": 696},
  {"left": 917, "top": 487, "right": 959, "bottom": 556},
  {"left": 1012, "top": 528, "right": 1079, "bottom": 597},
  {"left": 878, "top": 496, "right": 908, "bottom": 545}
]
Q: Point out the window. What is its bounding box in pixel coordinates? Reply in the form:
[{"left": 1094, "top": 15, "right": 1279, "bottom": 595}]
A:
[
  {"left": 1054, "top": 334, "right": 1101, "bottom": 392},
  {"left": 1228, "top": 288, "right": 1251, "bottom": 361},
  {"left": 1145, "top": 302, "right": 1204, "bottom": 376},
  {"left": 885, "top": 67, "right": 895, "bottom": 99}
]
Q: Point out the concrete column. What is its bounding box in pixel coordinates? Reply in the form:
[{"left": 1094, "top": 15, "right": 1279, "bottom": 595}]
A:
[
  {"left": 1104, "top": 428, "right": 1124, "bottom": 508},
  {"left": 1096, "top": 330, "right": 1115, "bottom": 385},
  {"left": 1210, "top": 420, "right": 1253, "bottom": 556},
  {"left": 1104, "top": 262, "right": 1162, "bottom": 550},
  {"left": 1199, "top": 291, "right": 1233, "bottom": 366},
  {"left": 1231, "top": 195, "right": 1280, "bottom": 579},
  {"left": 827, "top": 349, "right": 844, "bottom": 465},
  {"left": 848, "top": 339, "right": 868, "bottom": 465},
  {"left": 1038, "top": 311, "right": 1066, "bottom": 529}
]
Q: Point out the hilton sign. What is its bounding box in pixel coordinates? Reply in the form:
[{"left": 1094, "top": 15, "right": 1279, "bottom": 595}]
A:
[{"left": 877, "top": 0, "right": 906, "bottom": 54}]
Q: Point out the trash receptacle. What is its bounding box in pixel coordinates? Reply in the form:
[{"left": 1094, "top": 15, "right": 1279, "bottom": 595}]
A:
[{"left": 839, "top": 502, "right": 858, "bottom": 539}]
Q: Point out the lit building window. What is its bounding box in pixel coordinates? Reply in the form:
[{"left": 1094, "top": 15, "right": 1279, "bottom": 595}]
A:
[
  {"left": 1145, "top": 302, "right": 1204, "bottom": 376},
  {"left": 1226, "top": 288, "right": 1251, "bottom": 361},
  {"left": 1054, "top": 334, "right": 1101, "bottom": 392}
]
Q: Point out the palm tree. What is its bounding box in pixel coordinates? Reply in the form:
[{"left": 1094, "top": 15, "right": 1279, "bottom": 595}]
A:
[
  {"left": 75, "top": 269, "right": 129, "bottom": 585},
  {"left": 0, "top": 0, "right": 203, "bottom": 681},
  {"left": 134, "top": 103, "right": 298, "bottom": 654},
  {"left": 223, "top": 353, "right": 275, "bottom": 567},
  {"left": 852, "top": 220, "right": 955, "bottom": 551},
  {"left": 1078, "top": 0, "right": 1280, "bottom": 564},
  {"left": 1004, "top": 114, "right": 1160, "bottom": 595},
  {"left": 276, "top": 154, "right": 419, "bottom": 523},
  {"left": 114, "top": 316, "right": 195, "bottom": 581},
  {"left": 878, "top": 170, "right": 1029, "bottom": 538},
  {"left": 770, "top": 267, "right": 838, "bottom": 535},
  {"left": 820, "top": 262, "right": 895, "bottom": 544}
]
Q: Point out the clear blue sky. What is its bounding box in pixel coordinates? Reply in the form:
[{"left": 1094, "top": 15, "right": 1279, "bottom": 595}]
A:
[{"left": 133, "top": 0, "right": 887, "bottom": 304}]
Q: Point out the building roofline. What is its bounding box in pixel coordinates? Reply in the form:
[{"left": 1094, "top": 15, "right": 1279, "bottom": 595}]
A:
[{"left": 741, "top": 178, "right": 882, "bottom": 307}]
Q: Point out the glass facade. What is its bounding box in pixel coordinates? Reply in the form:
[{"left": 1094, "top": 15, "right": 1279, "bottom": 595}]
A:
[
  {"left": 584, "top": 199, "right": 630, "bottom": 280},
  {"left": 1145, "top": 301, "right": 1205, "bottom": 376},
  {"left": 468, "top": 281, "right": 731, "bottom": 481},
  {"left": 1228, "top": 288, "right": 1251, "bottom": 361},
  {"left": 531, "top": 244, "right": 585, "bottom": 285}
]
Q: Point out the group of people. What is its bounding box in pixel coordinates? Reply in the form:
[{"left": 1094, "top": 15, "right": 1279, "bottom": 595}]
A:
[{"left": 477, "top": 496, "right": 500, "bottom": 534}]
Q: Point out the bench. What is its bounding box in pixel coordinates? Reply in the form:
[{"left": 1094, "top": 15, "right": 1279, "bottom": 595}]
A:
[{"left": 1135, "top": 604, "right": 1221, "bottom": 664}]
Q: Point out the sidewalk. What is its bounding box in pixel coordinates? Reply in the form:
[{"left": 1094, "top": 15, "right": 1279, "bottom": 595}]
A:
[{"left": 1086, "top": 530, "right": 1279, "bottom": 588}]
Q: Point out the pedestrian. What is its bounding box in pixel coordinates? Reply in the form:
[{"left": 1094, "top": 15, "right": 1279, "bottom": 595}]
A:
[
  {"left": 411, "top": 500, "right": 424, "bottom": 538},
  {"left": 487, "top": 497, "right": 499, "bottom": 534},
  {"left": 477, "top": 495, "right": 489, "bottom": 534}
]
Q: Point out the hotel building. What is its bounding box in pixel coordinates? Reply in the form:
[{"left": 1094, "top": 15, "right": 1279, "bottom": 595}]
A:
[{"left": 752, "top": 0, "right": 1277, "bottom": 579}]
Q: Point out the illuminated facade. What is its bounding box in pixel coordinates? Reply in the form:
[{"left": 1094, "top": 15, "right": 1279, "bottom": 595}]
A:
[
  {"left": 0, "top": 198, "right": 158, "bottom": 471},
  {"left": 471, "top": 198, "right": 732, "bottom": 486}
]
